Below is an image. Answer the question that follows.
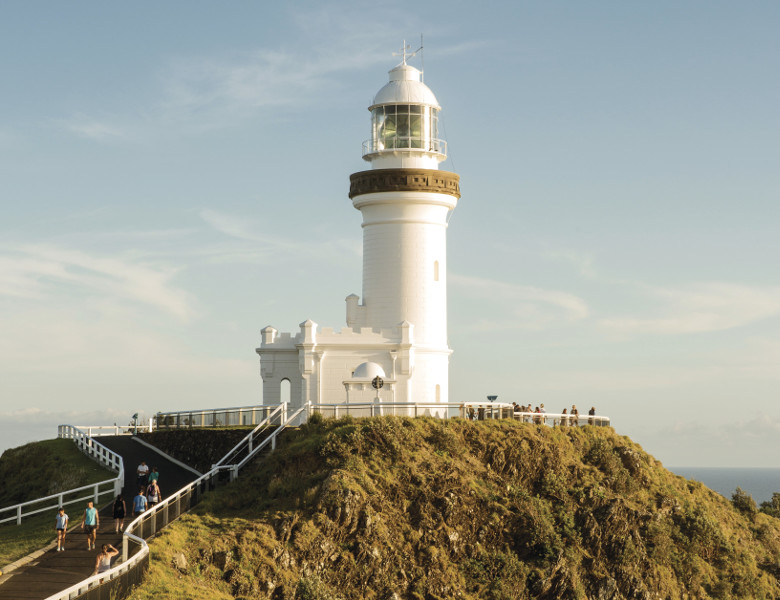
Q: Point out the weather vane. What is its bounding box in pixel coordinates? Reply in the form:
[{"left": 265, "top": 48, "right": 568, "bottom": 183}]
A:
[
  {"left": 392, "top": 36, "right": 425, "bottom": 80},
  {"left": 393, "top": 39, "right": 417, "bottom": 65}
]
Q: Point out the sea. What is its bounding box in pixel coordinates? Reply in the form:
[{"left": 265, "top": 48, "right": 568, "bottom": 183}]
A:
[{"left": 670, "top": 467, "right": 780, "bottom": 505}]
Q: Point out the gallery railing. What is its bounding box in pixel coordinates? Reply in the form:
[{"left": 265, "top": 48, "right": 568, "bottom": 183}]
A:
[{"left": 0, "top": 426, "right": 123, "bottom": 527}]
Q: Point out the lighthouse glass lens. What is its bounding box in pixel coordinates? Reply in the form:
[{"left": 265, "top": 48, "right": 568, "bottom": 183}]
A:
[
  {"left": 410, "top": 114, "right": 423, "bottom": 148},
  {"left": 372, "top": 104, "right": 439, "bottom": 152},
  {"left": 397, "top": 114, "right": 410, "bottom": 146}
]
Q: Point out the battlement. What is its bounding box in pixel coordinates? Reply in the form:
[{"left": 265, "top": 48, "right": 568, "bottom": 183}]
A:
[{"left": 260, "top": 321, "right": 408, "bottom": 350}]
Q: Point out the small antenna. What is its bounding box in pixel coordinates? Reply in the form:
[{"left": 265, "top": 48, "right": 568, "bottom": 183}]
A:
[{"left": 417, "top": 34, "right": 424, "bottom": 82}]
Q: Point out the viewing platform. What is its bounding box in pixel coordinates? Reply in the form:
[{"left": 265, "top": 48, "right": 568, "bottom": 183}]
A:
[{"left": 153, "top": 402, "right": 610, "bottom": 429}]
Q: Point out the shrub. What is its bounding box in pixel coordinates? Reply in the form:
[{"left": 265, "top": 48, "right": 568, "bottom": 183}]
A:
[{"left": 731, "top": 487, "right": 757, "bottom": 518}]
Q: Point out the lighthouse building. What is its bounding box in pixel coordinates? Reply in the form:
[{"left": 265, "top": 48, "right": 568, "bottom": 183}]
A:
[{"left": 257, "top": 53, "right": 461, "bottom": 413}]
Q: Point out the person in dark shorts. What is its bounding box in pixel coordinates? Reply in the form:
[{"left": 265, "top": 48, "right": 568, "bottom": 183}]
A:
[
  {"left": 55, "top": 507, "right": 69, "bottom": 551},
  {"left": 112, "top": 495, "right": 126, "bottom": 533},
  {"left": 136, "top": 461, "right": 149, "bottom": 490},
  {"left": 80, "top": 500, "right": 99, "bottom": 550}
]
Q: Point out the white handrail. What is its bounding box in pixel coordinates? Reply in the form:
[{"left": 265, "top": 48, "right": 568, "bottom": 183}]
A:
[
  {"left": 0, "top": 425, "right": 123, "bottom": 526},
  {"left": 214, "top": 404, "right": 286, "bottom": 468}
]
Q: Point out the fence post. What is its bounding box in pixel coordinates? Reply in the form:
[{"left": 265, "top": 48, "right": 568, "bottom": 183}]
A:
[
  {"left": 122, "top": 535, "right": 129, "bottom": 562},
  {"left": 94, "top": 484, "right": 100, "bottom": 504},
  {"left": 17, "top": 505, "right": 22, "bottom": 525}
]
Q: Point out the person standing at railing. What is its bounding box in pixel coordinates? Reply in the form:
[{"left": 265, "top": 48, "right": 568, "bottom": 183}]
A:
[
  {"left": 112, "top": 495, "right": 126, "bottom": 533},
  {"left": 560, "top": 408, "right": 568, "bottom": 426},
  {"left": 571, "top": 405, "right": 580, "bottom": 427},
  {"left": 588, "top": 406, "right": 596, "bottom": 426},
  {"left": 93, "top": 544, "right": 119, "bottom": 578},
  {"left": 55, "top": 507, "right": 69, "bottom": 551},
  {"left": 132, "top": 488, "right": 148, "bottom": 517},
  {"left": 80, "top": 501, "right": 99, "bottom": 550}
]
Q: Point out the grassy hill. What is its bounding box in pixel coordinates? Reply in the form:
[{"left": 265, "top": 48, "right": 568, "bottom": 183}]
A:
[
  {"left": 0, "top": 438, "right": 114, "bottom": 508},
  {"left": 124, "top": 416, "right": 780, "bottom": 600},
  {"left": 0, "top": 438, "right": 116, "bottom": 567}
]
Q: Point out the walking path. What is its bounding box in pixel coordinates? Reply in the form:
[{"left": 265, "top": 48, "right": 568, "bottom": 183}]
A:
[{"left": 0, "top": 436, "right": 198, "bottom": 600}]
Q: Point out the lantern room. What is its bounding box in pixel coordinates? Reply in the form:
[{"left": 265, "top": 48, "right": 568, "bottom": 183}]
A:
[{"left": 362, "top": 61, "right": 447, "bottom": 169}]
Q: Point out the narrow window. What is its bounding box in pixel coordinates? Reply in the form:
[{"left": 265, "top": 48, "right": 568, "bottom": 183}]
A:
[
  {"left": 433, "top": 261, "right": 439, "bottom": 282},
  {"left": 280, "top": 378, "right": 291, "bottom": 404},
  {"left": 435, "top": 384, "right": 441, "bottom": 402}
]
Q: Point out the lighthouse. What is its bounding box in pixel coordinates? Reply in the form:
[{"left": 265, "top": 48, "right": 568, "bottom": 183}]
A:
[{"left": 257, "top": 47, "right": 460, "bottom": 412}]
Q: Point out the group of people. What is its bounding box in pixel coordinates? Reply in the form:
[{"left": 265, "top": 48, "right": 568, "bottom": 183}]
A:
[
  {"left": 54, "top": 502, "right": 119, "bottom": 577},
  {"left": 133, "top": 461, "right": 163, "bottom": 517},
  {"left": 465, "top": 403, "right": 598, "bottom": 426},
  {"left": 52, "top": 459, "right": 164, "bottom": 578}
]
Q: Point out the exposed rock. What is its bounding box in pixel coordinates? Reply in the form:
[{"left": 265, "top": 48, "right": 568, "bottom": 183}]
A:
[{"left": 172, "top": 552, "right": 187, "bottom": 572}]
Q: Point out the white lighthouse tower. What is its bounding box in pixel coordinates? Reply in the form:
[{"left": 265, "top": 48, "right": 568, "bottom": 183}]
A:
[{"left": 257, "top": 47, "right": 460, "bottom": 412}]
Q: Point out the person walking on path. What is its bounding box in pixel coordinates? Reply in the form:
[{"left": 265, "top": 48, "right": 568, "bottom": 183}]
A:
[
  {"left": 93, "top": 543, "right": 119, "bottom": 578},
  {"left": 80, "top": 501, "right": 99, "bottom": 550},
  {"left": 146, "top": 479, "right": 162, "bottom": 508},
  {"left": 132, "top": 488, "right": 148, "bottom": 517},
  {"left": 55, "top": 507, "right": 68, "bottom": 552},
  {"left": 136, "top": 461, "right": 149, "bottom": 490},
  {"left": 112, "top": 495, "right": 126, "bottom": 533},
  {"left": 148, "top": 466, "right": 159, "bottom": 486}
]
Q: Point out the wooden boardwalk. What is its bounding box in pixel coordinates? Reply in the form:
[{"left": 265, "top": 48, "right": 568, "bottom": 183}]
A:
[{"left": 0, "top": 435, "right": 198, "bottom": 600}]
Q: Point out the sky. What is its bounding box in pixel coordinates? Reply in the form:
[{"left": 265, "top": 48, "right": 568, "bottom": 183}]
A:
[{"left": 0, "top": 1, "right": 778, "bottom": 469}]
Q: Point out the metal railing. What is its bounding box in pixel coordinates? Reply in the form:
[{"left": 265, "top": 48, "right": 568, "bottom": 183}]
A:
[
  {"left": 306, "top": 402, "right": 611, "bottom": 427},
  {"left": 0, "top": 426, "right": 123, "bottom": 526},
  {"left": 43, "top": 403, "right": 307, "bottom": 600},
  {"left": 362, "top": 137, "right": 447, "bottom": 156},
  {"left": 154, "top": 404, "right": 284, "bottom": 429},
  {"left": 460, "top": 404, "right": 610, "bottom": 427},
  {"left": 67, "top": 422, "right": 154, "bottom": 437}
]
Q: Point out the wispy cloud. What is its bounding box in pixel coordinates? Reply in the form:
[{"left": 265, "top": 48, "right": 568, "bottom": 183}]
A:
[
  {"left": 599, "top": 282, "right": 780, "bottom": 336},
  {"left": 0, "top": 244, "right": 198, "bottom": 321},
  {"left": 59, "top": 114, "right": 129, "bottom": 141},
  {"left": 540, "top": 246, "right": 597, "bottom": 278},
  {"left": 197, "top": 208, "right": 360, "bottom": 263},
  {"left": 450, "top": 273, "right": 589, "bottom": 331}
]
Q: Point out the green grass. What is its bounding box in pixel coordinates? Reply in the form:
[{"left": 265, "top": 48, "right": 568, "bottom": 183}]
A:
[{"left": 0, "top": 438, "right": 115, "bottom": 567}]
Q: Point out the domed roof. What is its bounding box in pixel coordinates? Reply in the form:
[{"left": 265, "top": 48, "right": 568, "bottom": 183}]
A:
[
  {"left": 352, "top": 362, "right": 386, "bottom": 380},
  {"left": 370, "top": 63, "right": 440, "bottom": 109}
]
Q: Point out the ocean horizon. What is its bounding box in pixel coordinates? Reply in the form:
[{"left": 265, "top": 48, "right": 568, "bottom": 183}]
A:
[{"left": 670, "top": 467, "right": 780, "bottom": 505}]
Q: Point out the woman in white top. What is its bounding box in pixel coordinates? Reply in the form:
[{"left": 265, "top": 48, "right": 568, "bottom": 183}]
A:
[{"left": 94, "top": 544, "right": 119, "bottom": 577}]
